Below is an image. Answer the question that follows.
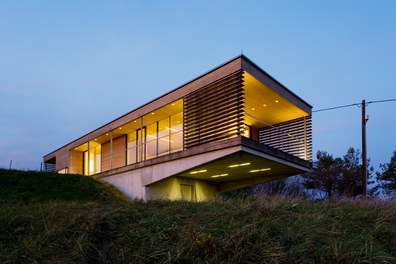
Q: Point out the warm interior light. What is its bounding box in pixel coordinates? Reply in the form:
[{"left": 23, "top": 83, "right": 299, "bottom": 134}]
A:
[
  {"left": 172, "top": 103, "right": 175, "bottom": 106},
  {"left": 189, "top": 169, "right": 207, "bottom": 174},
  {"left": 263, "top": 104, "right": 266, "bottom": 107},
  {"left": 211, "top": 173, "right": 228, "bottom": 178},
  {"left": 275, "top": 100, "right": 279, "bottom": 103},
  {"left": 151, "top": 112, "right": 155, "bottom": 115},
  {"left": 167, "top": 127, "right": 179, "bottom": 132},
  {"left": 106, "top": 133, "right": 109, "bottom": 136},
  {"left": 94, "top": 139, "right": 97, "bottom": 141},
  {"left": 228, "top": 162, "right": 251, "bottom": 168},
  {"left": 251, "top": 107, "right": 255, "bottom": 111},
  {"left": 249, "top": 168, "right": 271, "bottom": 173}
]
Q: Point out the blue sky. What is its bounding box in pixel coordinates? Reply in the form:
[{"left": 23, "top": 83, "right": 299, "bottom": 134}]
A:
[{"left": 0, "top": 1, "right": 395, "bottom": 171}]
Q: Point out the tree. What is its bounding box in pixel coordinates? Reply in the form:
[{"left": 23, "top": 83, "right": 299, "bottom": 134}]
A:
[
  {"left": 375, "top": 151, "right": 396, "bottom": 198},
  {"left": 303, "top": 150, "right": 343, "bottom": 199},
  {"left": 340, "top": 148, "right": 362, "bottom": 197},
  {"left": 303, "top": 148, "right": 374, "bottom": 199}
]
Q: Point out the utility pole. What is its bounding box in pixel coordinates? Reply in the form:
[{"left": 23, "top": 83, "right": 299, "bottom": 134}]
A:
[{"left": 361, "top": 99, "right": 368, "bottom": 199}]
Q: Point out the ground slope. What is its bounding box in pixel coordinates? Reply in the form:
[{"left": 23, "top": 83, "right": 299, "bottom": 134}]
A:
[{"left": 0, "top": 170, "right": 395, "bottom": 263}]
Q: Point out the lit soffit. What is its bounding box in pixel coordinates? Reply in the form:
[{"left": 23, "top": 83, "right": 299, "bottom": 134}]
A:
[
  {"left": 243, "top": 72, "right": 309, "bottom": 127},
  {"left": 177, "top": 152, "right": 307, "bottom": 182},
  {"left": 73, "top": 143, "right": 88, "bottom": 152}
]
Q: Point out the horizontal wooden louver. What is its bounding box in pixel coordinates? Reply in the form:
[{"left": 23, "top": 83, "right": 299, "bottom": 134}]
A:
[
  {"left": 184, "top": 70, "right": 244, "bottom": 148},
  {"left": 259, "top": 116, "right": 312, "bottom": 161}
]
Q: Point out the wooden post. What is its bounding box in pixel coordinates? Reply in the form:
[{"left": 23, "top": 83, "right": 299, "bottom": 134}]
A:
[{"left": 362, "top": 99, "right": 368, "bottom": 199}]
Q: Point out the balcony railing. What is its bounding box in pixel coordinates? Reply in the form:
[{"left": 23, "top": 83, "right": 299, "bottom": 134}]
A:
[
  {"left": 246, "top": 113, "right": 312, "bottom": 161},
  {"left": 42, "top": 162, "right": 56, "bottom": 172}
]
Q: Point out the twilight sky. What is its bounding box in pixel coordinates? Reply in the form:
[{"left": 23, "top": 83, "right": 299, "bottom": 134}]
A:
[{"left": 0, "top": 1, "right": 395, "bottom": 171}]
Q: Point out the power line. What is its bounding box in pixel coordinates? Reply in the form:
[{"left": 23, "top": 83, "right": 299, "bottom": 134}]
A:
[
  {"left": 311, "top": 97, "right": 396, "bottom": 199},
  {"left": 367, "top": 98, "right": 396, "bottom": 104},
  {"left": 313, "top": 103, "right": 358, "bottom": 113},
  {"left": 313, "top": 98, "right": 396, "bottom": 113}
]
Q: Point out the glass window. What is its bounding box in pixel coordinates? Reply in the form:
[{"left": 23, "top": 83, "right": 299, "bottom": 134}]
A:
[
  {"left": 158, "top": 117, "right": 170, "bottom": 156},
  {"left": 243, "top": 124, "right": 251, "bottom": 138},
  {"left": 127, "top": 131, "right": 138, "bottom": 165},
  {"left": 170, "top": 112, "right": 183, "bottom": 152},
  {"left": 83, "top": 151, "right": 88, "bottom": 175},
  {"left": 88, "top": 141, "right": 101, "bottom": 175},
  {"left": 81, "top": 98, "right": 184, "bottom": 174},
  {"left": 146, "top": 122, "right": 157, "bottom": 160},
  {"left": 137, "top": 127, "right": 145, "bottom": 162}
]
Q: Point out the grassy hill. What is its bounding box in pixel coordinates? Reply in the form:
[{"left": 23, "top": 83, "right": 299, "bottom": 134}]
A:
[{"left": 0, "top": 169, "right": 395, "bottom": 263}]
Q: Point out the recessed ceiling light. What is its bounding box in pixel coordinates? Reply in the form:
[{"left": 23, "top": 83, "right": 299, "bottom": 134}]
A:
[
  {"left": 172, "top": 103, "right": 175, "bottom": 106},
  {"left": 94, "top": 139, "right": 97, "bottom": 141},
  {"left": 228, "top": 162, "right": 251, "bottom": 168},
  {"left": 249, "top": 168, "right": 271, "bottom": 173},
  {"left": 275, "top": 100, "right": 279, "bottom": 103},
  {"left": 106, "top": 133, "right": 109, "bottom": 136},
  {"left": 263, "top": 104, "right": 266, "bottom": 107},
  {"left": 119, "top": 127, "right": 122, "bottom": 130},
  {"left": 189, "top": 169, "right": 207, "bottom": 174},
  {"left": 251, "top": 108, "right": 255, "bottom": 111},
  {"left": 211, "top": 173, "right": 228, "bottom": 178},
  {"left": 151, "top": 112, "right": 155, "bottom": 115}
]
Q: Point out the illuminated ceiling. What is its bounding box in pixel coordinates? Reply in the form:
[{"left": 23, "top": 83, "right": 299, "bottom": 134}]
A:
[
  {"left": 176, "top": 152, "right": 306, "bottom": 182},
  {"left": 142, "top": 99, "right": 183, "bottom": 126},
  {"left": 243, "top": 72, "right": 309, "bottom": 128}
]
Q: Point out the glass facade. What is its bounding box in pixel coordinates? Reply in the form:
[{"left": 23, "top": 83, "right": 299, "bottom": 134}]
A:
[{"left": 71, "top": 99, "right": 183, "bottom": 175}]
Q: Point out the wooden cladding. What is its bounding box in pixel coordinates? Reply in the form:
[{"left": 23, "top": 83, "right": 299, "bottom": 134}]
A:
[
  {"left": 101, "top": 135, "right": 127, "bottom": 171},
  {"left": 259, "top": 116, "right": 312, "bottom": 161},
  {"left": 69, "top": 150, "right": 83, "bottom": 174},
  {"left": 183, "top": 70, "right": 244, "bottom": 148}
]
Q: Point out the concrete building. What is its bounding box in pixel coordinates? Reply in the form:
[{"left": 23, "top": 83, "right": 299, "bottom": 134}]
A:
[{"left": 43, "top": 55, "right": 312, "bottom": 201}]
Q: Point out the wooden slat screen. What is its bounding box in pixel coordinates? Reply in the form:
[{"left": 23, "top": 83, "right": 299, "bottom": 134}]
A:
[
  {"left": 183, "top": 70, "right": 244, "bottom": 148},
  {"left": 259, "top": 116, "right": 312, "bottom": 161}
]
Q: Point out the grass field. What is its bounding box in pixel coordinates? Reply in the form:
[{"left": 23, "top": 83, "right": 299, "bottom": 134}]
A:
[{"left": 0, "top": 169, "right": 395, "bottom": 263}]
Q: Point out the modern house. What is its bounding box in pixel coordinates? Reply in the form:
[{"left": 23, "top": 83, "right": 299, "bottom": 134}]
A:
[{"left": 43, "top": 55, "right": 312, "bottom": 201}]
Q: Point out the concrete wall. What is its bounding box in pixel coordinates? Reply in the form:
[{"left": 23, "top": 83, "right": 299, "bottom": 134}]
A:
[
  {"left": 101, "top": 169, "right": 145, "bottom": 200},
  {"left": 146, "top": 177, "right": 218, "bottom": 201},
  {"left": 99, "top": 146, "right": 240, "bottom": 200},
  {"left": 102, "top": 172, "right": 218, "bottom": 201}
]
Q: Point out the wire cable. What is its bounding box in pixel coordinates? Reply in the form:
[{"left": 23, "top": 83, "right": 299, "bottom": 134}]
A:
[
  {"left": 367, "top": 98, "right": 396, "bottom": 104},
  {"left": 313, "top": 98, "right": 396, "bottom": 113},
  {"left": 313, "top": 103, "right": 359, "bottom": 113}
]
